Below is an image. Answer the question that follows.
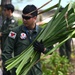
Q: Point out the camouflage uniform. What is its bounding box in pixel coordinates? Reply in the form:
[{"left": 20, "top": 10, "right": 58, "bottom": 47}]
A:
[
  {"left": 2, "top": 25, "right": 42, "bottom": 75},
  {"left": 1, "top": 16, "right": 18, "bottom": 50}
]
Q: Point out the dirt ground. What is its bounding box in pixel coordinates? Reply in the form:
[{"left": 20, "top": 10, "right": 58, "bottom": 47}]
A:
[
  {"left": 69, "top": 53, "right": 75, "bottom": 75},
  {"left": 69, "top": 38, "right": 75, "bottom": 75}
]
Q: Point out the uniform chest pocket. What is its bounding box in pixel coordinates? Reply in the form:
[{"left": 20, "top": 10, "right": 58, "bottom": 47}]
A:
[
  {"left": 18, "top": 38, "right": 30, "bottom": 46},
  {"left": 8, "top": 24, "right": 15, "bottom": 29}
]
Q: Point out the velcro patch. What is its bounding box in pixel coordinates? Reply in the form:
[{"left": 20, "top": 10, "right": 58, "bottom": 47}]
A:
[
  {"left": 9, "top": 31, "right": 16, "bottom": 39},
  {"left": 11, "top": 19, "right": 15, "bottom": 23},
  {"left": 20, "top": 33, "right": 26, "bottom": 39}
]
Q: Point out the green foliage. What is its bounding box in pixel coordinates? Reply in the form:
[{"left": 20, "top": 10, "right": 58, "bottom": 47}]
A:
[
  {"left": 41, "top": 52, "right": 73, "bottom": 75},
  {"left": 17, "top": 19, "right": 23, "bottom": 25},
  {"left": 39, "top": 23, "right": 47, "bottom": 28}
]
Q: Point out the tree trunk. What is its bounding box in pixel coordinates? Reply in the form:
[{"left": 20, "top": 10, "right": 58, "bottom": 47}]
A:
[{"left": 1, "top": 0, "right": 11, "bottom": 6}]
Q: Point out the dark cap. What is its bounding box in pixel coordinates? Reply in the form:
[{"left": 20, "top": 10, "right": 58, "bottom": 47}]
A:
[
  {"left": 4, "top": 4, "right": 14, "bottom": 12},
  {"left": 22, "top": 5, "right": 38, "bottom": 16}
]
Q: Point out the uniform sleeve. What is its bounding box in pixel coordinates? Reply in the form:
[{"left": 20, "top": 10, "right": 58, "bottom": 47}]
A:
[
  {"left": 2, "top": 31, "right": 17, "bottom": 62},
  {"left": 0, "top": 21, "right": 4, "bottom": 32}
]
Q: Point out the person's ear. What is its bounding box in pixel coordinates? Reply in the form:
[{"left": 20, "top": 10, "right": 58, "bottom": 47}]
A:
[{"left": 33, "top": 16, "right": 37, "bottom": 20}]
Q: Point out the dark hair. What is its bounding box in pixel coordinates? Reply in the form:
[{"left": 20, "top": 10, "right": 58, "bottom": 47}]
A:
[
  {"left": 22, "top": 5, "right": 38, "bottom": 16},
  {"left": 4, "top": 4, "right": 14, "bottom": 12}
]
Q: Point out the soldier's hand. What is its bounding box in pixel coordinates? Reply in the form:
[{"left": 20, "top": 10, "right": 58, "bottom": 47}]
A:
[{"left": 33, "top": 40, "right": 46, "bottom": 53}]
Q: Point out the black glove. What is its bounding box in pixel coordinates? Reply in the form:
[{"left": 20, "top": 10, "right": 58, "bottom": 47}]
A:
[{"left": 33, "top": 40, "right": 45, "bottom": 53}]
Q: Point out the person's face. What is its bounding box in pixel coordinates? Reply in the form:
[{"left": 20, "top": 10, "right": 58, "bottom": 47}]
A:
[
  {"left": 22, "top": 14, "right": 37, "bottom": 28},
  {"left": 3, "top": 9, "right": 10, "bottom": 17}
]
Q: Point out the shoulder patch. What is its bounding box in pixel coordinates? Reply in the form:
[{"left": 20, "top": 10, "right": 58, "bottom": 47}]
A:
[
  {"left": 9, "top": 31, "right": 16, "bottom": 39},
  {"left": 11, "top": 19, "right": 15, "bottom": 23},
  {"left": 20, "top": 33, "right": 27, "bottom": 39}
]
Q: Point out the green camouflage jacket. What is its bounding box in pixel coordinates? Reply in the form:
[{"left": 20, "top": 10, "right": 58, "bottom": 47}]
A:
[
  {"left": 2, "top": 25, "right": 42, "bottom": 75},
  {"left": 1, "top": 16, "right": 18, "bottom": 50}
]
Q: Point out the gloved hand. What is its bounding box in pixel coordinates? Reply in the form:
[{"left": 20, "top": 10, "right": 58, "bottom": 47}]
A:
[{"left": 33, "top": 40, "right": 45, "bottom": 53}]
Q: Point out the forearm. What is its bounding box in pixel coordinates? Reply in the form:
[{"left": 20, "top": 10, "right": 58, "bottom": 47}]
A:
[{"left": 2, "top": 37, "right": 15, "bottom": 62}]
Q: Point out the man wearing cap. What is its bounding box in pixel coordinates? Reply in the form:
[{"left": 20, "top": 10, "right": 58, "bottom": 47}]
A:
[{"left": 1, "top": 4, "right": 53, "bottom": 75}]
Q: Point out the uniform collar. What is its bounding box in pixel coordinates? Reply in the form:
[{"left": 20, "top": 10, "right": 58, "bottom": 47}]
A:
[
  {"left": 22, "top": 25, "right": 38, "bottom": 33},
  {"left": 6, "top": 16, "right": 14, "bottom": 21}
]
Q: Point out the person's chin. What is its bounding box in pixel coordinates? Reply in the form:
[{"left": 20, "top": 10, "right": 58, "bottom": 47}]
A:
[{"left": 25, "top": 24, "right": 29, "bottom": 27}]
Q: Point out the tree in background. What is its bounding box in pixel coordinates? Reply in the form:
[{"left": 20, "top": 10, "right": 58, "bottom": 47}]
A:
[{"left": 1, "top": 0, "right": 11, "bottom": 5}]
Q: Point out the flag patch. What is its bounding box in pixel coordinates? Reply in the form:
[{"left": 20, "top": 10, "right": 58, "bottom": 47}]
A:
[
  {"left": 9, "top": 31, "right": 16, "bottom": 39},
  {"left": 20, "top": 33, "right": 26, "bottom": 39}
]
